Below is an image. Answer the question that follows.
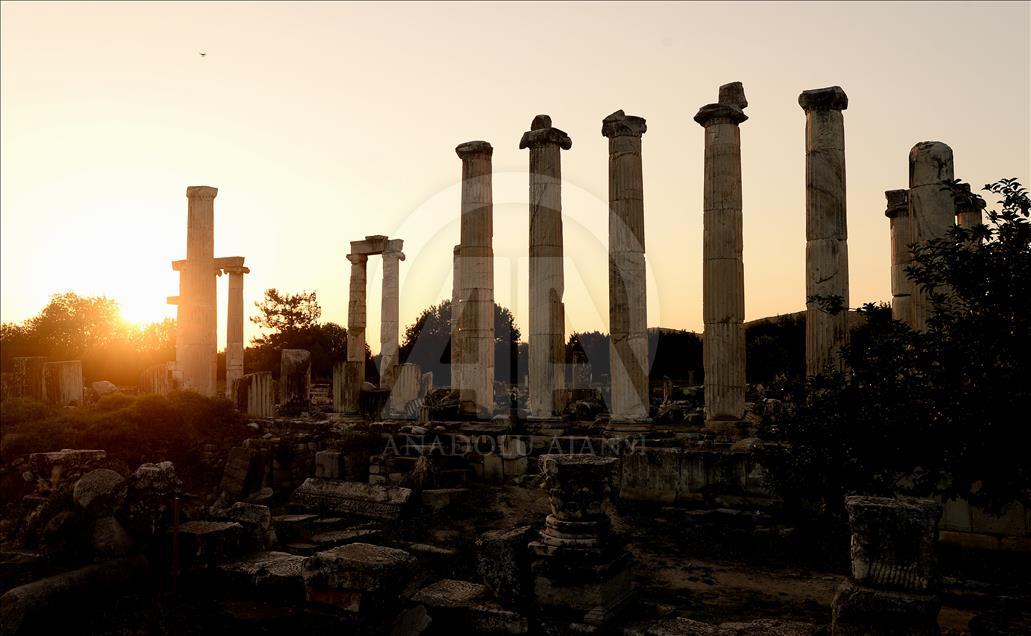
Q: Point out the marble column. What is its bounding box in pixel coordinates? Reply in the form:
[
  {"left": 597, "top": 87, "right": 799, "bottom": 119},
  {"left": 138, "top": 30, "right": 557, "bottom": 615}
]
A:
[
  {"left": 177, "top": 186, "right": 218, "bottom": 397},
  {"left": 695, "top": 83, "right": 748, "bottom": 425},
  {"left": 223, "top": 264, "right": 249, "bottom": 398},
  {"left": 954, "top": 183, "right": 985, "bottom": 229},
  {"left": 521, "top": 115, "right": 572, "bottom": 418},
  {"left": 380, "top": 241, "right": 405, "bottom": 389},
  {"left": 451, "top": 245, "right": 462, "bottom": 389},
  {"left": 343, "top": 253, "right": 368, "bottom": 414},
  {"left": 455, "top": 141, "right": 495, "bottom": 418},
  {"left": 884, "top": 189, "right": 913, "bottom": 324},
  {"left": 602, "top": 110, "right": 649, "bottom": 422},
  {"left": 800, "top": 87, "right": 850, "bottom": 375},
  {"left": 908, "top": 142, "right": 955, "bottom": 331}
]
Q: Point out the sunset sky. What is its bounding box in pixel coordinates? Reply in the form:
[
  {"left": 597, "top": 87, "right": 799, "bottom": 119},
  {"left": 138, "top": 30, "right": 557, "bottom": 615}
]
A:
[{"left": 2, "top": 2, "right": 1028, "bottom": 352}]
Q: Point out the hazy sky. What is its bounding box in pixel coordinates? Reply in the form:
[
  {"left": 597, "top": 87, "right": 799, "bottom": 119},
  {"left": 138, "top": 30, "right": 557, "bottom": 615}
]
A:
[{"left": 2, "top": 1, "right": 1028, "bottom": 352}]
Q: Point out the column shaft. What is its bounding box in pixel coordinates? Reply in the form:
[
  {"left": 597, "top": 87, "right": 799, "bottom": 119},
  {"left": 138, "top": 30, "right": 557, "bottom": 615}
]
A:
[
  {"left": 602, "top": 111, "right": 649, "bottom": 422},
  {"left": 451, "top": 245, "right": 462, "bottom": 389},
  {"left": 907, "top": 142, "right": 955, "bottom": 331},
  {"left": 800, "top": 87, "right": 850, "bottom": 375},
  {"left": 225, "top": 268, "right": 247, "bottom": 398},
  {"left": 344, "top": 254, "right": 368, "bottom": 414},
  {"left": 380, "top": 246, "right": 404, "bottom": 388},
  {"left": 885, "top": 190, "right": 912, "bottom": 323},
  {"left": 522, "top": 116, "right": 571, "bottom": 418},
  {"left": 456, "top": 141, "right": 495, "bottom": 417},
  {"left": 178, "top": 186, "right": 218, "bottom": 397},
  {"left": 695, "top": 87, "right": 748, "bottom": 424}
]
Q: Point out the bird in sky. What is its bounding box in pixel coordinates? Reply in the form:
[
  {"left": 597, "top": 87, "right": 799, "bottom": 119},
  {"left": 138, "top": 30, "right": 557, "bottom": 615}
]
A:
[{"left": 199, "top": 52, "right": 206, "bottom": 58}]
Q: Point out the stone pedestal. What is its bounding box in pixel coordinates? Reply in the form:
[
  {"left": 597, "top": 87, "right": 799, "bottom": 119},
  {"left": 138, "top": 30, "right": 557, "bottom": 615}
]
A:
[
  {"left": 43, "top": 360, "right": 83, "bottom": 406},
  {"left": 380, "top": 245, "right": 405, "bottom": 389},
  {"left": 800, "top": 86, "right": 850, "bottom": 375},
  {"left": 695, "top": 84, "right": 748, "bottom": 425},
  {"left": 175, "top": 186, "right": 219, "bottom": 396},
  {"left": 885, "top": 190, "right": 913, "bottom": 323},
  {"left": 344, "top": 253, "right": 368, "bottom": 414},
  {"left": 530, "top": 454, "right": 631, "bottom": 627},
  {"left": 279, "top": 349, "right": 311, "bottom": 411},
  {"left": 139, "top": 362, "right": 178, "bottom": 396},
  {"left": 12, "top": 356, "right": 47, "bottom": 401},
  {"left": 456, "top": 141, "right": 495, "bottom": 418},
  {"left": 908, "top": 142, "right": 956, "bottom": 332},
  {"left": 831, "top": 496, "right": 942, "bottom": 635},
  {"left": 522, "top": 115, "right": 571, "bottom": 419},
  {"left": 223, "top": 264, "right": 249, "bottom": 398},
  {"left": 602, "top": 110, "right": 650, "bottom": 422}
]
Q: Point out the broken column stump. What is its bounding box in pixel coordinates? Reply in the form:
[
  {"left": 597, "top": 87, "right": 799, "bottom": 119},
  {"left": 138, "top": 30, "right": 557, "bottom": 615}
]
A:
[
  {"left": 529, "top": 454, "right": 631, "bottom": 628},
  {"left": 831, "top": 495, "right": 943, "bottom": 635}
]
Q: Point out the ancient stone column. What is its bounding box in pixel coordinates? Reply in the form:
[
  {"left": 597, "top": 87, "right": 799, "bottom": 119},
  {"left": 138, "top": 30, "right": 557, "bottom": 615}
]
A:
[
  {"left": 450, "top": 245, "right": 462, "bottom": 390},
  {"left": 800, "top": 87, "right": 850, "bottom": 376},
  {"left": 223, "top": 263, "right": 249, "bottom": 398},
  {"left": 954, "top": 182, "right": 985, "bottom": 229},
  {"left": 695, "top": 83, "right": 748, "bottom": 425},
  {"left": 456, "top": 141, "right": 495, "bottom": 418},
  {"left": 380, "top": 241, "right": 405, "bottom": 389},
  {"left": 885, "top": 189, "right": 913, "bottom": 323},
  {"left": 908, "top": 142, "right": 956, "bottom": 331},
  {"left": 602, "top": 110, "right": 649, "bottom": 422},
  {"left": 43, "top": 361, "right": 83, "bottom": 406},
  {"left": 176, "top": 186, "right": 219, "bottom": 396},
  {"left": 521, "top": 115, "right": 572, "bottom": 419},
  {"left": 343, "top": 253, "right": 368, "bottom": 414}
]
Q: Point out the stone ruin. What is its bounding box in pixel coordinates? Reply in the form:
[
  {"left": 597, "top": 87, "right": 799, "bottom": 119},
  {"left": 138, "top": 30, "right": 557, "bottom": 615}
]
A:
[{"left": 2, "top": 81, "right": 1004, "bottom": 635}]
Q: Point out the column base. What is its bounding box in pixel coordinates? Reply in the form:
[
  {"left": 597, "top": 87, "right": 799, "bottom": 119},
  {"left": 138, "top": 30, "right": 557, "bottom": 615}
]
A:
[
  {"left": 702, "top": 418, "right": 747, "bottom": 437},
  {"left": 604, "top": 418, "right": 653, "bottom": 433}
]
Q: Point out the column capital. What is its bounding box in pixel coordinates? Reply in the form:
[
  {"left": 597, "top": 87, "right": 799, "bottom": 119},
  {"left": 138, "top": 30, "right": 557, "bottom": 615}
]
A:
[
  {"left": 694, "top": 103, "right": 748, "bottom": 126},
  {"left": 222, "top": 266, "right": 250, "bottom": 275},
  {"left": 884, "top": 189, "right": 909, "bottom": 218},
  {"left": 382, "top": 249, "right": 406, "bottom": 262},
  {"left": 455, "top": 140, "right": 493, "bottom": 159},
  {"left": 519, "top": 114, "right": 572, "bottom": 150},
  {"left": 186, "top": 185, "right": 218, "bottom": 199},
  {"left": 799, "top": 86, "right": 849, "bottom": 112},
  {"left": 346, "top": 253, "right": 368, "bottom": 265},
  {"left": 601, "top": 110, "right": 647, "bottom": 138},
  {"left": 953, "top": 182, "right": 986, "bottom": 214}
]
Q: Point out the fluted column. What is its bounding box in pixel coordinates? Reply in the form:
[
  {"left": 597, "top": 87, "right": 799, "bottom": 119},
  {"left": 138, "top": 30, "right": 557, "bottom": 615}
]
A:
[
  {"left": 451, "top": 245, "right": 462, "bottom": 389},
  {"left": 224, "top": 264, "right": 249, "bottom": 398},
  {"left": 521, "top": 115, "right": 572, "bottom": 418},
  {"left": 343, "top": 253, "right": 368, "bottom": 414},
  {"left": 456, "top": 141, "right": 495, "bottom": 418},
  {"left": 800, "top": 86, "right": 850, "bottom": 375},
  {"left": 884, "top": 189, "right": 913, "bottom": 323},
  {"left": 380, "top": 241, "right": 405, "bottom": 389},
  {"left": 177, "top": 186, "right": 218, "bottom": 397},
  {"left": 695, "top": 83, "right": 748, "bottom": 425},
  {"left": 602, "top": 110, "right": 649, "bottom": 422},
  {"left": 908, "top": 142, "right": 955, "bottom": 331}
]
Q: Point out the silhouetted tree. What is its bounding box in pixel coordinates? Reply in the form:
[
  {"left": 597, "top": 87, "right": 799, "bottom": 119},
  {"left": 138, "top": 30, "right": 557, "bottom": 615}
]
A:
[
  {"left": 399, "top": 300, "right": 520, "bottom": 384},
  {"left": 761, "top": 179, "right": 1031, "bottom": 515},
  {"left": 745, "top": 313, "right": 806, "bottom": 384}
]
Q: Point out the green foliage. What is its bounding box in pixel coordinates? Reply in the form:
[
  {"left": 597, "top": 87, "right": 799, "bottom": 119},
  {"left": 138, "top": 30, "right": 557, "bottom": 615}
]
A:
[
  {"left": 745, "top": 314, "right": 806, "bottom": 385},
  {"left": 0, "top": 293, "right": 175, "bottom": 385},
  {"left": 760, "top": 179, "right": 1031, "bottom": 514},
  {"left": 246, "top": 289, "right": 362, "bottom": 380},
  {"left": 399, "top": 300, "right": 521, "bottom": 383},
  {"left": 1, "top": 392, "right": 249, "bottom": 492}
]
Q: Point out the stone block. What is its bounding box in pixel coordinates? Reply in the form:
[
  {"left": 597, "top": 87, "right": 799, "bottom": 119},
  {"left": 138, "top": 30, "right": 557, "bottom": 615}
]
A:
[
  {"left": 620, "top": 447, "right": 680, "bottom": 504},
  {"left": 845, "top": 496, "right": 941, "bottom": 591},
  {"left": 940, "top": 498, "right": 971, "bottom": 532},
  {"left": 211, "top": 502, "right": 276, "bottom": 550},
  {"left": 831, "top": 578, "right": 940, "bottom": 636},
  {"left": 218, "top": 447, "right": 264, "bottom": 502},
  {"left": 475, "top": 525, "right": 533, "bottom": 603},
  {"left": 315, "top": 451, "right": 346, "bottom": 480},
  {"left": 218, "top": 551, "right": 306, "bottom": 600},
  {"left": 291, "top": 478, "right": 413, "bottom": 520},
  {"left": 301, "top": 542, "right": 414, "bottom": 613},
  {"left": 29, "top": 449, "right": 106, "bottom": 490},
  {"left": 174, "top": 520, "right": 244, "bottom": 569},
  {"left": 272, "top": 514, "right": 318, "bottom": 543},
  {"left": 73, "top": 469, "right": 127, "bottom": 516},
  {"left": 421, "top": 488, "right": 468, "bottom": 512},
  {"left": 411, "top": 579, "right": 529, "bottom": 634},
  {"left": 483, "top": 453, "right": 504, "bottom": 484},
  {"left": 970, "top": 502, "right": 1027, "bottom": 536}
]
